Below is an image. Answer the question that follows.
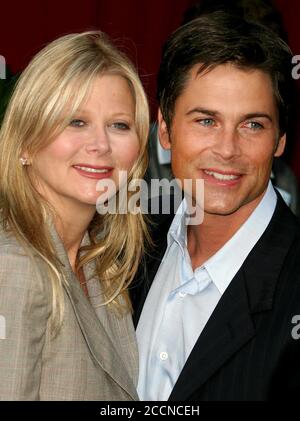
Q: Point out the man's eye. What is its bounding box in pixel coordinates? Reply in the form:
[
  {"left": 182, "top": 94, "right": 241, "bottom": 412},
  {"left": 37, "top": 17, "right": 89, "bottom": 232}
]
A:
[
  {"left": 245, "top": 121, "right": 264, "bottom": 130},
  {"left": 197, "top": 118, "right": 215, "bottom": 127},
  {"left": 69, "top": 119, "right": 86, "bottom": 128},
  {"left": 112, "top": 122, "right": 130, "bottom": 130}
]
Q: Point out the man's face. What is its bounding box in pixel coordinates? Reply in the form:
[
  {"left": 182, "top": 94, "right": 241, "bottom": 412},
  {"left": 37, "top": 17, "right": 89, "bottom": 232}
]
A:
[{"left": 158, "top": 63, "right": 286, "bottom": 217}]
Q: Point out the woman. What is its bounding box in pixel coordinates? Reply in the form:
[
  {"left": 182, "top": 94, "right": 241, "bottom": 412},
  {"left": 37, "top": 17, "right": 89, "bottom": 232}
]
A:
[{"left": 0, "top": 31, "right": 149, "bottom": 400}]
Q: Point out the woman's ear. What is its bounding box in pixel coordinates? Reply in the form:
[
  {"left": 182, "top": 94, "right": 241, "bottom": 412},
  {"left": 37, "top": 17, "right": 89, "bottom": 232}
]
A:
[
  {"left": 158, "top": 108, "right": 171, "bottom": 150},
  {"left": 20, "top": 151, "right": 31, "bottom": 166}
]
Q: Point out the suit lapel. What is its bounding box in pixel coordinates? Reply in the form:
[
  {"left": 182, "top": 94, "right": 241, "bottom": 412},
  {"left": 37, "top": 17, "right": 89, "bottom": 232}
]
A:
[
  {"left": 49, "top": 224, "right": 138, "bottom": 400},
  {"left": 86, "top": 270, "right": 139, "bottom": 390},
  {"left": 169, "top": 268, "right": 255, "bottom": 400},
  {"left": 63, "top": 277, "right": 138, "bottom": 399},
  {"left": 169, "top": 194, "right": 298, "bottom": 400}
]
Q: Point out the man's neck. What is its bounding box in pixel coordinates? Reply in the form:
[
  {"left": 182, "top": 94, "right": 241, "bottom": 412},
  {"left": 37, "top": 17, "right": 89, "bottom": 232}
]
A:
[{"left": 187, "top": 195, "right": 265, "bottom": 270}]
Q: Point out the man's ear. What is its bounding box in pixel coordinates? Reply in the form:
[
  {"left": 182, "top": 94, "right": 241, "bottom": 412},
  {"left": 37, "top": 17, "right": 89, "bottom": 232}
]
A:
[
  {"left": 274, "top": 133, "right": 286, "bottom": 157},
  {"left": 158, "top": 108, "right": 171, "bottom": 150}
]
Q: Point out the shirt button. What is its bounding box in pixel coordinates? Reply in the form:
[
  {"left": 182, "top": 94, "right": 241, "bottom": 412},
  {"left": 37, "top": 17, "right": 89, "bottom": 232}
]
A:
[
  {"left": 160, "top": 351, "right": 168, "bottom": 361},
  {"left": 179, "top": 291, "right": 186, "bottom": 298}
]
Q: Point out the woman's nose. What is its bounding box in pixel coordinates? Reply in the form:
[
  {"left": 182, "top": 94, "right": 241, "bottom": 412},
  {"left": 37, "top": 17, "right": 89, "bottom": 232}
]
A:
[{"left": 85, "top": 126, "right": 112, "bottom": 155}]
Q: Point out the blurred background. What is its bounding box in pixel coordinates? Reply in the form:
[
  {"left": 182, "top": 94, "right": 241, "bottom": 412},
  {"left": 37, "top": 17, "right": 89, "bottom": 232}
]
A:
[{"left": 1, "top": 0, "right": 300, "bottom": 202}]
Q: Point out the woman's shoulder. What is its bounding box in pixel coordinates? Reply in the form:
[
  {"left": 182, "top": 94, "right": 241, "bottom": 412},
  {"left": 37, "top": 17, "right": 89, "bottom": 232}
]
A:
[
  {"left": 0, "top": 226, "right": 30, "bottom": 256},
  {"left": 0, "top": 226, "right": 49, "bottom": 289}
]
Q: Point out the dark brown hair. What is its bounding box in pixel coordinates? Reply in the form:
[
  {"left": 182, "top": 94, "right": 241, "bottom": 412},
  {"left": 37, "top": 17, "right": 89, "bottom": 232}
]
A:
[{"left": 157, "top": 11, "right": 293, "bottom": 134}]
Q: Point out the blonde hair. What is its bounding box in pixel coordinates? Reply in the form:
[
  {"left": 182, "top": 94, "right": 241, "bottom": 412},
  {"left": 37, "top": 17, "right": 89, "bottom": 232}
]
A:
[{"left": 0, "top": 31, "right": 150, "bottom": 333}]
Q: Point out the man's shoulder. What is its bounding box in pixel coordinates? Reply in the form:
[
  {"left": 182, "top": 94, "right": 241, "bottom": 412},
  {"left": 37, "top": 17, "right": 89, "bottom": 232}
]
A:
[{"left": 244, "top": 196, "right": 300, "bottom": 307}]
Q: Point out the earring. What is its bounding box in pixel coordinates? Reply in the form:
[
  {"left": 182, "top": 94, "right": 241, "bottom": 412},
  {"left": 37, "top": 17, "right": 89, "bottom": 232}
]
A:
[{"left": 20, "top": 157, "right": 30, "bottom": 166}]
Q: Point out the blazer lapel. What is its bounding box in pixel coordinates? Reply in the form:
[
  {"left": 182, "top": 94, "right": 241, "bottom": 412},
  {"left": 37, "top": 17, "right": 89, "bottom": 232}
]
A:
[
  {"left": 49, "top": 224, "right": 138, "bottom": 400},
  {"left": 86, "top": 271, "right": 139, "bottom": 390},
  {"left": 169, "top": 194, "right": 298, "bottom": 400},
  {"left": 169, "top": 269, "right": 255, "bottom": 400}
]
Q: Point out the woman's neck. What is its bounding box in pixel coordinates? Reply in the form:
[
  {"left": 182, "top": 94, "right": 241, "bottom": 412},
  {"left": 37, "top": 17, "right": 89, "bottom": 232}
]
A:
[{"left": 54, "top": 209, "right": 95, "bottom": 271}]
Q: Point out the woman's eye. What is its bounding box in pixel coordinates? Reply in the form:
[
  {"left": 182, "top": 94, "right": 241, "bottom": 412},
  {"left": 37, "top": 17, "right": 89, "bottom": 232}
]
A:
[
  {"left": 111, "top": 122, "right": 130, "bottom": 130},
  {"left": 245, "top": 121, "right": 264, "bottom": 130},
  {"left": 197, "top": 118, "right": 215, "bottom": 127},
  {"left": 69, "top": 119, "right": 86, "bottom": 128}
]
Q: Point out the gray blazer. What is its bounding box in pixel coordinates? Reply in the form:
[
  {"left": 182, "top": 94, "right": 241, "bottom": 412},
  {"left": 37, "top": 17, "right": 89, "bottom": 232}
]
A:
[{"left": 0, "top": 224, "right": 139, "bottom": 400}]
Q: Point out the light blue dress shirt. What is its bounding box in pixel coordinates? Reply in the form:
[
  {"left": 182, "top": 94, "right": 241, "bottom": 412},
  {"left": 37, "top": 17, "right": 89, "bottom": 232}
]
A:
[{"left": 137, "top": 181, "right": 277, "bottom": 401}]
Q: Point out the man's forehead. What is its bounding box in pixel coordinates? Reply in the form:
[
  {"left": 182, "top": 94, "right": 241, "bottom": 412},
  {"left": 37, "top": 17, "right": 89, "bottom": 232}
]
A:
[
  {"left": 189, "top": 62, "right": 271, "bottom": 81},
  {"left": 180, "top": 63, "right": 275, "bottom": 102},
  {"left": 174, "top": 63, "right": 278, "bottom": 121}
]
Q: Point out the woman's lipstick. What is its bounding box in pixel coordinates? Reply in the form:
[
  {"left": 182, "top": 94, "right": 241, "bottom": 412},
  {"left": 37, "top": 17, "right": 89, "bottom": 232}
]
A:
[{"left": 73, "top": 164, "right": 114, "bottom": 180}]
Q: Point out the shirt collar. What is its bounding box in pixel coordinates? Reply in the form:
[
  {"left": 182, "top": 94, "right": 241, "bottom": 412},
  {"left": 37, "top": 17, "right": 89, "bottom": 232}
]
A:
[
  {"left": 205, "top": 181, "right": 277, "bottom": 294},
  {"left": 167, "top": 181, "right": 277, "bottom": 294},
  {"left": 167, "top": 199, "right": 189, "bottom": 253}
]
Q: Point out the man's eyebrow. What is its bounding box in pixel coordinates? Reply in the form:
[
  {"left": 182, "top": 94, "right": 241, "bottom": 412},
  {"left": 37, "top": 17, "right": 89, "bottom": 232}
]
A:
[
  {"left": 186, "top": 108, "right": 273, "bottom": 122},
  {"left": 243, "top": 113, "right": 273, "bottom": 122},
  {"left": 186, "top": 108, "right": 220, "bottom": 117}
]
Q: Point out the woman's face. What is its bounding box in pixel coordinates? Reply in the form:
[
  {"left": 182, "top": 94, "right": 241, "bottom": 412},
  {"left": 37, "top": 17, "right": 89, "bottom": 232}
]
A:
[{"left": 30, "top": 74, "right": 140, "bottom": 216}]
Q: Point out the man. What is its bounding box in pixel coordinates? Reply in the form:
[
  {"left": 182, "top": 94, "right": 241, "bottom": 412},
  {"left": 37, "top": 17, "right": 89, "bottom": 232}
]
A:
[{"left": 131, "top": 12, "right": 300, "bottom": 400}]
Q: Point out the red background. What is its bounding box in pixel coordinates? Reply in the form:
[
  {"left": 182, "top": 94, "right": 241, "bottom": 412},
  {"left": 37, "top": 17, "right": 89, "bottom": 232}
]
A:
[{"left": 0, "top": 0, "right": 299, "bottom": 180}]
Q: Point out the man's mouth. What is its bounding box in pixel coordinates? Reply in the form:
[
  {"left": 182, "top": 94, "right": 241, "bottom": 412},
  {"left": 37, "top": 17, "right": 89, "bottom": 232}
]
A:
[{"left": 203, "top": 169, "right": 240, "bottom": 181}]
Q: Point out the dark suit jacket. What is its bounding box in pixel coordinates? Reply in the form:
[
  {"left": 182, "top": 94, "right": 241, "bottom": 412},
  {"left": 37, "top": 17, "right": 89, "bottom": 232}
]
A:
[{"left": 131, "top": 193, "right": 300, "bottom": 400}]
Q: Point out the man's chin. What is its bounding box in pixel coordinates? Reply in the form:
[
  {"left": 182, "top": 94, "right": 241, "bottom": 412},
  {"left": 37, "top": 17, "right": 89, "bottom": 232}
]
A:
[{"left": 203, "top": 203, "right": 242, "bottom": 217}]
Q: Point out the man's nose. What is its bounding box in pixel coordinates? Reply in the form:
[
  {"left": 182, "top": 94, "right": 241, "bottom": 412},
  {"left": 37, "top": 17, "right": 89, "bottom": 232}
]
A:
[{"left": 212, "top": 126, "right": 241, "bottom": 160}]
